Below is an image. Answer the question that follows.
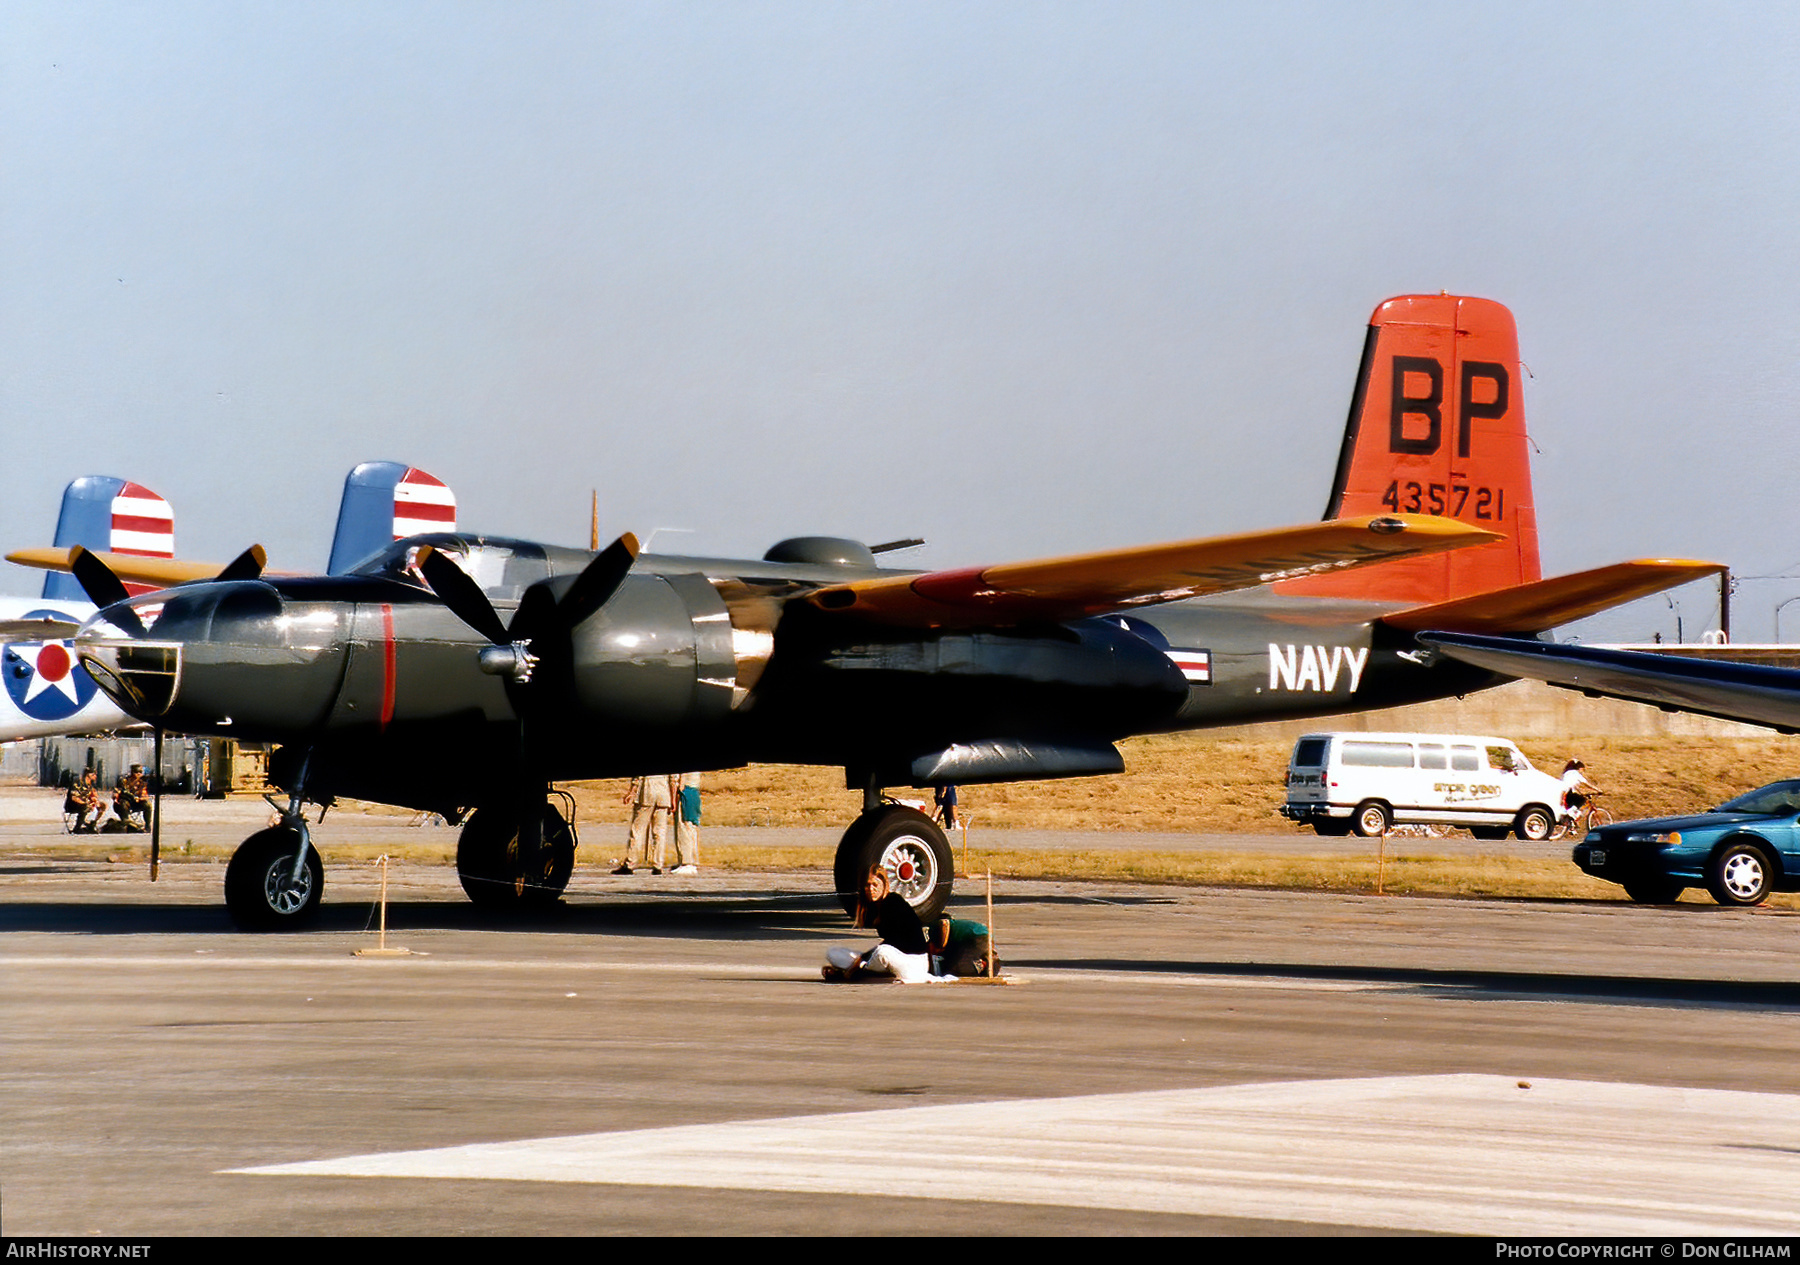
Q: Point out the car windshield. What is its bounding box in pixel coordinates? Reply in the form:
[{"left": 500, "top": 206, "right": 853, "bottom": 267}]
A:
[{"left": 1713, "top": 780, "right": 1800, "bottom": 816}]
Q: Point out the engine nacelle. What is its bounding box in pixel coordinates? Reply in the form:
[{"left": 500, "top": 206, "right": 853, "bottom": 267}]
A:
[{"left": 567, "top": 572, "right": 737, "bottom": 733}]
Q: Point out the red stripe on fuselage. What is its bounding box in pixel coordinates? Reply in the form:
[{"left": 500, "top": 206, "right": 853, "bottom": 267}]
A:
[{"left": 380, "top": 604, "right": 396, "bottom": 730}]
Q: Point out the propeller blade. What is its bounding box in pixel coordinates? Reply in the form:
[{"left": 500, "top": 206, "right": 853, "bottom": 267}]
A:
[
  {"left": 416, "top": 545, "right": 511, "bottom": 645},
  {"left": 551, "top": 532, "right": 640, "bottom": 631},
  {"left": 216, "top": 544, "right": 268, "bottom": 583},
  {"left": 69, "top": 547, "right": 147, "bottom": 637},
  {"left": 507, "top": 583, "right": 558, "bottom": 646}
]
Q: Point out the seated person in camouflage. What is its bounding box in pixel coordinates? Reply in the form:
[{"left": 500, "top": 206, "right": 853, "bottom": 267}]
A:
[
  {"left": 114, "top": 764, "right": 151, "bottom": 832},
  {"left": 65, "top": 770, "right": 104, "bottom": 834}
]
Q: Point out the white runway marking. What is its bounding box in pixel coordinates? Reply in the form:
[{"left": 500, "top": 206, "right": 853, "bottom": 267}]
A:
[{"left": 232, "top": 1074, "right": 1800, "bottom": 1234}]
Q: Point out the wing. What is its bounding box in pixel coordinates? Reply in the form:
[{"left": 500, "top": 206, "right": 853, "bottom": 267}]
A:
[
  {"left": 1419, "top": 631, "right": 1800, "bottom": 733},
  {"left": 0, "top": 615, "right": 82, "bottom": 640},
  {"left": 807, "top": 514, "right": 1502, "bottom": 628},
  {"left": 1381, "top": 560, "right": 1725, "bottom": 634},
  {"left": 6, "top": 547, "right": 259, "bottom": 589}
]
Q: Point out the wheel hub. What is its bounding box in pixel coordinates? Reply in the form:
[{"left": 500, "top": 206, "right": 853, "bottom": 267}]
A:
[
  {"left": 1723, "top": 854, "right": 1764, "bottom": 899},
  {"left": 262, "top": 859, "right": 313, "bottom": 914},
  {"left": 879, "top": 835, "right": 936, "bottom": 903}
]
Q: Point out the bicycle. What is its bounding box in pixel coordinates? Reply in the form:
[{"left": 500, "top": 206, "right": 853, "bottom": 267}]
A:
[{"left": 1550, "top": 793, "right": 1613, "bottom": 840}]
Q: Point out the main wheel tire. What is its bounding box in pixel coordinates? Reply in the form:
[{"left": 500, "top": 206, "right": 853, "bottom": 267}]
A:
[
  {"left": 1514, "top": 805, "right": 1555, "bottom": 841},
  {"left": 224, "top": 827, "right": 324, "bottom": 931},
  {"left": 833, "top": 806, "right": 954, "bottom": 921},
  {"left": 1622, "top": 877, "right": 1685, "bottom": 904},
  {"left": 1351, "top": 801, "right": 1391, "bottom": 838},
  {"left": 457, "top": 803, "right": 574, "bottom": 908},
  {"left": 1707, "top": 840, "right": 1774, "bottom": 907}
]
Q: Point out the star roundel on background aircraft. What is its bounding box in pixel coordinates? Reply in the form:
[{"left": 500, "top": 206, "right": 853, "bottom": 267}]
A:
[
  {"left": 2, "top": 614, "right": 100, "bottom": 722},
  {"left": 0, "top": 471, "right": 181, "bottom": 741},
  {"left": 15, "top": 295, "right": 1724, "bottom": 932}
]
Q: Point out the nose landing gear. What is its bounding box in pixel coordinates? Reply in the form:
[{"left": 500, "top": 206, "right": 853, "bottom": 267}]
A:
[{"left": 224, "top": 783, "right": 325, "bottom": 931}]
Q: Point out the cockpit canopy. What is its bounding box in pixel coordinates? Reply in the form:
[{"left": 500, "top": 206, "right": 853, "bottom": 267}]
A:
[{"left": 347, "top": 534, "right": 556, "bottom": 601}]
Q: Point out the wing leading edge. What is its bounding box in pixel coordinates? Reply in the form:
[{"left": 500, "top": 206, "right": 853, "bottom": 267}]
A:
[
  {"left": 1419, "top": 632, "right": 1800, "bottom": 734},
  {"left": 8, "top": 547, "right": 226, "bottom": 589},
  {"left": 807, "top": 514, "right": 1502, "bottom": 629}
]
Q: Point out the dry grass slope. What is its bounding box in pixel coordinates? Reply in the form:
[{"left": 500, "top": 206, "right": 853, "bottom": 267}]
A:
[{"left": 563, "top": 732, "right": 1800, "bottom": 835}]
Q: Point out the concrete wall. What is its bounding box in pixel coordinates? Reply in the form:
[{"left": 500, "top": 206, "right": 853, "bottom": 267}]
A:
[{"left": 1204, "top": 679, "right": 1778, "bottom": 742}]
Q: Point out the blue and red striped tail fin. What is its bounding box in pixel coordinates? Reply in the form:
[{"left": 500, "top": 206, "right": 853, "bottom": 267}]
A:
[
  {"left": 327, "top": 463, "right": 457, "bottom": 574},
  {"left": 43, "top": 477, "right": 174, "bottom": 601}
]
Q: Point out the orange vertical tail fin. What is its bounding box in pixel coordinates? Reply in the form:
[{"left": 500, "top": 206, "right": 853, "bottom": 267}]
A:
[{"left": 1279, "top": 294, "right": 1540, "bottom": 605}]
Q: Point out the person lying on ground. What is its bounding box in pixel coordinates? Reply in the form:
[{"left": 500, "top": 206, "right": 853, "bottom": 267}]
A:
[{"left": 929, "top": 916, "right": 998, "bottom": 978}]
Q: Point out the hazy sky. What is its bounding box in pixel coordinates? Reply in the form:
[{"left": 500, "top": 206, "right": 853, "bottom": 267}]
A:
[{"left": 5, "top": 3, "right": 1797, "bottom": 639}]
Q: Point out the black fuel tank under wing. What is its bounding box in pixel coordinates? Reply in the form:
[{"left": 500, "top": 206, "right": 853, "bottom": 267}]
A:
[{"left": 1419, "top": 631, "right": 1800, "bottom": 734}]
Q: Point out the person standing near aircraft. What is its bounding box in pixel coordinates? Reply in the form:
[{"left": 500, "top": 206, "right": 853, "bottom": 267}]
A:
[
  {"left": 671, "top": 772, "right": 701, "bottom": 874},
  {"left": 933, "top": 784, "right": 959, "bottom": 830},
  {"left": 617, "top": 774, "right": 675, "bottom": 874}
]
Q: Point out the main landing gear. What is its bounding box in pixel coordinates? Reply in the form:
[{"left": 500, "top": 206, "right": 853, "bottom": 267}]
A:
[
  {"left": 833, "top": 789, "right": 955, "bottom": 922},
  {"left": 456, "top": 798, "right": 576, "bottom": 909}
]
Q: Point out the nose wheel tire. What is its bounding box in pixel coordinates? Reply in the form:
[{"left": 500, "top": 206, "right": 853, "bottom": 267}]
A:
[
  {"left": 224, "top": 827, "right": 324, "bottom": 931},
  {"left": 1707, "top": 841, "right": 1774, "bottom": 907},
  {"left": 833, "top": 806, "right": 954, "bottom": 922},
  {"left": 457, "top": 803, "right": 575, "bottom": 908}
]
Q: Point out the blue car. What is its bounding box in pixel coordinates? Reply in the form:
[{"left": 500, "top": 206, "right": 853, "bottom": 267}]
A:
[{"left": 1573, "top": 779, "right": 1800, "bottom": 906}]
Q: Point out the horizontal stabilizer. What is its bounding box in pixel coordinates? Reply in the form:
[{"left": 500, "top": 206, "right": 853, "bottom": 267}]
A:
[
  {"left": 1381, "top": 560, "right": 1725, "bottom": 634},
  {"left": 9, "top": 547, "right": 230, "bottom": 589},
  {"left": 808, "top": 514, "right": 1502, "bottom": 629},
  {"left": 1418, "top": 632, "right": 1800, "bottom": 733}
]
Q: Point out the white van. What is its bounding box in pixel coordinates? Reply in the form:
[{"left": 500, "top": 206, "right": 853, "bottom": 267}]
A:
[{"left": 1281, "top": 732, "right": 1566, "bottom": 840}]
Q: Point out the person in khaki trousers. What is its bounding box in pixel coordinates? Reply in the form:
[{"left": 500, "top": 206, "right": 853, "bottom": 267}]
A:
[
  {"left": 671, "top": 772, "right": 701, "bottom": 874},
  {"left": 617, "top": 774, "right": 677, "bottom": 874}
]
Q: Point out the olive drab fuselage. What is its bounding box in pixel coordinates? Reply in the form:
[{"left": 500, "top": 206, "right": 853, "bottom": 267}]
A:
[{"left": 75, "top": 533, "right": 1503, "bottom": 815}]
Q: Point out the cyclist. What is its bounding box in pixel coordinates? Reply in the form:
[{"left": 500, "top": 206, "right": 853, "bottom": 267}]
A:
[{"left": 1559, "top": 758, "right": 1600, "bottom": 829}]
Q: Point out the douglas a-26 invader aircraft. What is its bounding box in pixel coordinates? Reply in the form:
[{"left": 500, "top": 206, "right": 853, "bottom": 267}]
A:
[{"left": 16, "top": 296, "right": 1719, "bottom": 929}]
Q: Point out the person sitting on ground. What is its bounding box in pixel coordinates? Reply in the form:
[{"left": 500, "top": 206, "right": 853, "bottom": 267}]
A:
[
  {"left": 65, "top": 769, "right": 103, "bottom": 834},
  {"left": 929, "top": 916, "right": 998, "bottom": 978},
  {"left": 114, "top": 764, "right": 151, "bottom": 832},
  {"left": 822, "top": 870, "right": 934, "bottom": 983}
]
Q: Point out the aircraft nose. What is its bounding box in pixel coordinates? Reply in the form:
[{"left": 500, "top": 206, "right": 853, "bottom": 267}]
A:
[
  {"left": 77, "top": 637, "right": 182, "bottom": 717},
  {"left": 75, "top": 581, "right": 286, "bottom": 723}
]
